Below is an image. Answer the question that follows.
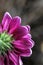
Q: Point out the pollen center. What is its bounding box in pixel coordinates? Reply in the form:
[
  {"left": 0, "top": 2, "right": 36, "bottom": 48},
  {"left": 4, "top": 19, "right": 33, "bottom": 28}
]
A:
[{"left": 0, "top": 31, "right": 13, "bottom": 55}]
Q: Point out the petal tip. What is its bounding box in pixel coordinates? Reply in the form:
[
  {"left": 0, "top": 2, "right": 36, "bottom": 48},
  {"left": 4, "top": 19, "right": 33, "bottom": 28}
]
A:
[
  {"left": 14, "top": 16, "right": 21, "bottom": 23},
  {"left": 4, "top": 12, "right": 12, "bottom": 18},
  {"left": 26, "top": 25, "right": 31, "bottom": 32}
]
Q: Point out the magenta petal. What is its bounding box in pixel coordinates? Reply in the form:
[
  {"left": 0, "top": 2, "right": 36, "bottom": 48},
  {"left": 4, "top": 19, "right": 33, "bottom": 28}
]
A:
[
  {"left": 20, "top": 37, "right": 34, "bottom": 48},
  {"left": 9, "top": 16, "right": 21, "bottom": 34},
  {"left": 13, "top": 26, "right": 28, "bottom": 39},
  {"left": 8, "top": 51, "right": 19, "bottom": 65},
  {"left": 2, "top": 12, "right": 12, "bottom": 31},
  {"left": 0, "top": 24, "right": 2, "bottom": 33},
  {"left": 21, "top": 34, "right": 32, "bottom": 40},
  {"left": 26, "top": 25, "right": 30, "bottom": 33},
  {"left": 19, "top": 33, "right": 34, "bottom": 48},
  {"left": 20, "top": 49, "right": 32, "bottom": 57},
  {"left": 13, "top": 40, "right": 29, "bottom": 51},
  {"left": 0, "top": 56, "right": 4, "bottom": 65}
]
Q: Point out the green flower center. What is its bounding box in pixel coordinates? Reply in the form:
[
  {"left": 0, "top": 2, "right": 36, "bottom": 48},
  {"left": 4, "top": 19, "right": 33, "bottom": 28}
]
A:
[{"left": 0, "top": 31, "right": 13, "bottom": 55}]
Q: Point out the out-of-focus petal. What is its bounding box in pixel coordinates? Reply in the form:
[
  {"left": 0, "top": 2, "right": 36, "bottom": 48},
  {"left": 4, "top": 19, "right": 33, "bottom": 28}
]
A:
[
  {"left": 0, "top": 55, "right": 4, "bottom": 65},
  {"left": 9, "top": 16, "right": 21, "bottom": 34},
  {"left": 0, "top": 24, "right": 2, "bottom": 33},
  {"left": 2, "top": 12, "right": 12, "bottom": 31},
  {"left": 4, "top": 54, "right": 9, "bottom": 65},
  {"left": 8, "top": 51, "right": 19, "bottom": 65}
]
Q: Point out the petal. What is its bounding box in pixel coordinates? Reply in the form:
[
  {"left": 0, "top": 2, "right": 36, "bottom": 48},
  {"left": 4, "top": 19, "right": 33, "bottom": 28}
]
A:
[
  {"left": 21, "top": 34, "right": 32, "bottom": 40},
  {"left": 21, "top": 37, "right": 34, "bottom": 48},
  {"left": 20, "top": 49, "right": 32, "bottom": 57},
  {"left": 8, "top": 51, "right": 19, "bottom": 65},
  {"left": 20, "top": 34, "right": 34, "bottom": 48},
  {"left": 0, "top": 24, "right": 2, "bottom": 33},
  {"left": 4, "top": 54, "right": 9, "bottom": 65},
  {"left": 2, "top": 12, "right": 12, "bottom": 31},
  {"left": 13, "top": 40, "right": 29, "bottom": 51},
  {"left": 0, "top": 55, "right": 4, "bottom": 65},
  {"left": 19, "top": 57, "right": 23, "bottom": 65},
  {"left": 12, "top": 38, "right": 34, "bottom": 56},
  {"left": 9, "top": 16, "right": 21, "bottom": 34},
  {"left": 13, "top": 26, "right": 28, "bottom": 39},
  {"left": 26, "top": 25, "right": 30, "bottom": 33}
]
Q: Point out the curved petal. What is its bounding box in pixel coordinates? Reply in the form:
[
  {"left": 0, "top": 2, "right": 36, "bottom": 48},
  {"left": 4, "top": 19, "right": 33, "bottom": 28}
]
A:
[
  {"left": 0, "top": 55, "right": 4, "bottom": 65},
  {"left": 26, "top": 25, "right": 30, "bottom": 33},
  {"left": 21, "top": 34, "right": 32, "bottom": 40},
  {"left": 13, "top": 26, "right": 29, "bottom": 39},
  {"left": 20, "top": 49, "right": 32, "bottom": 57},
  {"left": 9, "top": 16, "right": 21, "bottom": 34},
  {"left": 8, "top": 51, "right": 19, "bottom": 65},
  {"left": 13, "top": 40, "right": 29, "bottom": 51},
  {"left": 12, "top": 40, "right": 33, "bottom": 55},
  {"left": 2, "top": 12, "right": 12, "bottom": 31},
  {"left": 20, "top": 37, "right": 34, "bottom": 48}
]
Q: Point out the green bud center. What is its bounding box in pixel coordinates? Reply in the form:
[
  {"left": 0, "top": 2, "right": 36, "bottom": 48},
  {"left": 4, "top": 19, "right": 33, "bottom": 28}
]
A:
[{"left": 0, "top": 32, "right": 13, "bottom": 55}]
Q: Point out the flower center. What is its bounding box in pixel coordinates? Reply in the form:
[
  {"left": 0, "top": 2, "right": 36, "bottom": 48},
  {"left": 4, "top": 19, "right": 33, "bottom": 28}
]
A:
[{"left": 0, "top": 31, "right": 13, "bottom": 55}]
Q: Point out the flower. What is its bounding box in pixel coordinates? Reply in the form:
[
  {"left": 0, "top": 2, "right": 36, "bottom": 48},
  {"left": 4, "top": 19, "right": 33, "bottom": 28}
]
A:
[{"left": 0, "top": 12, "right": 34, "bottom": 65}]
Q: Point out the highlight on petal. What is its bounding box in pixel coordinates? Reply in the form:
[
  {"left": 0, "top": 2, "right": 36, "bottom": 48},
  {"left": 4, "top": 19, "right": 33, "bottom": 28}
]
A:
[
  {"left": 19, "top": 57, "right": 23, "bottom": 65},
  {"left": 9, "top": 16, "right": 21, "bottom": 34},
  {"left": 8, "top": 51, "right": 19, "bottom": 65},
  {"left": 2, "top": 12, "right": 12, "bottom": 31},
  {"left": 21, "top": 34, "right": 32, "bottom": 40}
]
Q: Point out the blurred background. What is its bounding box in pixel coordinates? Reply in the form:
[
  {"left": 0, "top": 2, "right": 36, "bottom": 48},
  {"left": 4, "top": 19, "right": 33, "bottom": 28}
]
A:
[{"left": 0, "top": 0, "right": 43, "bottom": 65}]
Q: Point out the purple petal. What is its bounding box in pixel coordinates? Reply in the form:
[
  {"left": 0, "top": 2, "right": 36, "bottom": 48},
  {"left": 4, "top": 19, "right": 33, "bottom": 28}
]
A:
[
  {"left": 13, "top": 26, "right": 28, "bottom": 39},
  {"left": 0, "top": 55, "right": 4, "bottom": 65},
  {"left": 12, "top": 40, "right": 33, "bottom": 56},
  {"left": 4, "top": 54, "right": 9, "bottom": 65},
  {"left": 20, "top": 37, "right": 34, "bottom": 48},
  {"left": 2, "top": 12, "right": 12, "bottom": 31},
  {"left": 21, "top": 34, "right": 32, "bottom": 40},
  {"left": 13, "top": 40, "right": 29, "bottom": 51},
  {"left": 26, "top": 25, "right": 30, "bottom": 32},
  {"left": 8, "top": 51, "right": 19, "bottom": 65},
  {"left": 0, "top": 24, "right": 2, "bottom": 33},
  {"left": 9, "top": 16, "right": 21, "bottom": 34},
  {"left": 20, "top": 49, "right": 32, "bottom": 57}
]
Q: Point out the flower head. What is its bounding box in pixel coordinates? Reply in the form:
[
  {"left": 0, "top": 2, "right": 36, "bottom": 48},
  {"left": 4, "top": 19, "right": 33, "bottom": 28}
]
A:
[{"left": 0, "top": 12, "right": 34, "bottom": 65}]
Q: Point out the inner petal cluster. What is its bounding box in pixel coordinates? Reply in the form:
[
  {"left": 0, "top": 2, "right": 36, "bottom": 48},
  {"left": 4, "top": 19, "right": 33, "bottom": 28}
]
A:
[{"left": 0, "top": 31, "right": 13, "bottom": 55}]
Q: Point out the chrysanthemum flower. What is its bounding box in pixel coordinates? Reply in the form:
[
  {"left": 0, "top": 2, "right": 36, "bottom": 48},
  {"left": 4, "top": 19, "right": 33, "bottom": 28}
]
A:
[{"left": 0, "top": 12, "right": 34, "bottom": 65}]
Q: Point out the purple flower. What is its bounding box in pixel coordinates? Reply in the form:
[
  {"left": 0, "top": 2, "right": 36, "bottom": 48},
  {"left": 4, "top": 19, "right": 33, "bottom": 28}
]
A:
[{"left": 0, "top": 12, "right": 34, "bottom": 65}]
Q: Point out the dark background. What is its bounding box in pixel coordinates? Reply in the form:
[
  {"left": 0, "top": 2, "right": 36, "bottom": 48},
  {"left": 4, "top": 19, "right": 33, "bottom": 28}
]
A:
[{"left": 0, "top": 0, "right": 43, "bottom": 65}]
